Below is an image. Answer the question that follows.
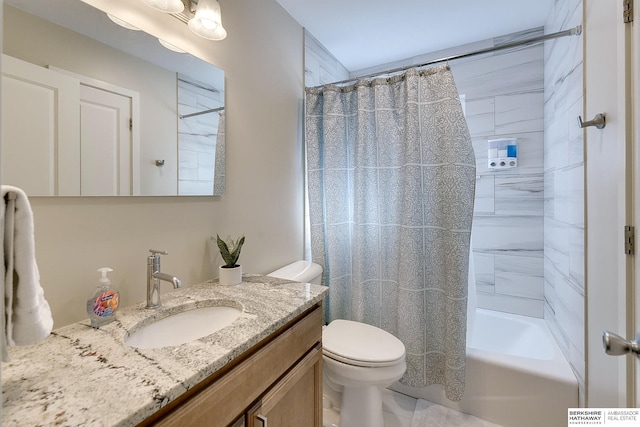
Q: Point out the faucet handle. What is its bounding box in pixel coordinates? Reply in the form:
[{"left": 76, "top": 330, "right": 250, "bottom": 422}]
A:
[{"left": 149, "top": 249, "right": 168, "bottom": 257}]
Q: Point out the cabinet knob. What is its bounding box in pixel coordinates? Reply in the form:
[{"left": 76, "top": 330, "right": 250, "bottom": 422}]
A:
[{"left": 256, "top": 414, "right": 268, "bottom": 427}]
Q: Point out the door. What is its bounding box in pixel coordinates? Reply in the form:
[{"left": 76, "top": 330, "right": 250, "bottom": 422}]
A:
[
  {"left": 79, "top": 85, "right": 133, "bottom": 195},
  {"left": 585, "top": 0, "right": 636, "bottom": 407},
  {"left": 50, "top": 66, "right": 140, "bottom": 196},
  {"left": 1, "top": 54, "right": 80, "bottom": 195},
  {"left": 247, "top": 346, "right": 323, "bottom": 427}
]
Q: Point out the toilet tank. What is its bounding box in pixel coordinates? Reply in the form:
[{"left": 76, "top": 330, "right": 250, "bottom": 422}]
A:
[{"left": 267, "top": 261, "right": 323, "bottom": 285}]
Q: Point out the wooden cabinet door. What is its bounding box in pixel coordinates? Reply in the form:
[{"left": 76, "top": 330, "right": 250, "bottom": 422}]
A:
[{"left": 247, "top": 345, "right": 322, "bottom": 427}]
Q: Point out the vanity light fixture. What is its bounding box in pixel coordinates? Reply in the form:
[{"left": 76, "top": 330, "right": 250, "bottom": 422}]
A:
[
  {"left": 141, "top": 0, "right": 185, "bottom": 13},
  {"left": 158, "top": 39, "right": 186, "bottom": 53},
  {"left": 187, "top": 0, "right": 227, "bottom": 41},
  {"left": 107, "top": 14, "right": 141, "bottom": 31},
  {"left": 125, "top": 0, "right": 228, "bottom": 41}
]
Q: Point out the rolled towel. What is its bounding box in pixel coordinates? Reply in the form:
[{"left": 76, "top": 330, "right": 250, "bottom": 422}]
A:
[{"left": 2, "top": 185, "right": 53, "bottom": 362}]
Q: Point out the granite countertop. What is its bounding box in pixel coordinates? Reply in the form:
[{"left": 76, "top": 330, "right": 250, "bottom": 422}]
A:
[{"left": 1, "top": 274, "right": 329, "bottom": 427}]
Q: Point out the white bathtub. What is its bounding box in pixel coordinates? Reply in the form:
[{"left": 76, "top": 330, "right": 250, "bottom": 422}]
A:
[{"left": 390, "top": 308, "right": 578, "bottom": 427}]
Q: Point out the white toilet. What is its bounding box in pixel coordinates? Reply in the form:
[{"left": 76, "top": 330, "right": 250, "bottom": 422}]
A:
[{"left": 268, "top": 261, "right": 407, "bottom": 427}]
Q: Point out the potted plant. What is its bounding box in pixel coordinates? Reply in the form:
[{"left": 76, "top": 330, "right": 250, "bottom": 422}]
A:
[{"left": 216, "top": 234, "right": 245, "bottom": 285}]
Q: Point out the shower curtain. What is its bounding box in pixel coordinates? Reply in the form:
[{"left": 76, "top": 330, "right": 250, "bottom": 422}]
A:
[{"left": 306, "top": 65, "right": 475, "bottom": 401}]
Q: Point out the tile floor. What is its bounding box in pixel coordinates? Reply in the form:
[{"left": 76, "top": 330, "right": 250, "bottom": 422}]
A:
[
  {"left": 324, "top": 388, "right": 501, "bottom": 427},
  {"left": 381, "top": 389, "right": 417, "bottom": 427},
  {"left": 323, "top": 389, "right": 416, "bottom": 427}
]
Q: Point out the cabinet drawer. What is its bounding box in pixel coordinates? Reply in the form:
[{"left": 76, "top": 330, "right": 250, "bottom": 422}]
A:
[{"left": 152, "top": 305, "right": 323, "bottom": 427}]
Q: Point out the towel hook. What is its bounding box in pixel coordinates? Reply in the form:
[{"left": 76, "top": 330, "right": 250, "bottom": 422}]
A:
[{"left": 578, "top": 113, "right": 606, "bottom": 129}]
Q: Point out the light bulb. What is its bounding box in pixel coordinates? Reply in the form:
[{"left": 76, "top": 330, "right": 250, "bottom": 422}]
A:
[
  {"left": 201, "top": 18, "right": 217, "bottom": 30},
  {"left": 188, "top": 0, "right": 227, "bottom": 40}
]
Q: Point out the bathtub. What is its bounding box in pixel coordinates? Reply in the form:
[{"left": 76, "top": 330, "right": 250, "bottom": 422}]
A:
[{"left": 390, "top": 308, "right": 578, "bottom": 427}]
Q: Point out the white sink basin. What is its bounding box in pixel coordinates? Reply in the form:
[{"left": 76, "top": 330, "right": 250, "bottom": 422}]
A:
[{"left": 125, "top": 305, "right": 242, "bottom": 349}]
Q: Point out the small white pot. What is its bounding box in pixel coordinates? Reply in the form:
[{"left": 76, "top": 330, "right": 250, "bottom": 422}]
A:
[{"left": 218, "top": 265, "right": 242, "bottom": 285}]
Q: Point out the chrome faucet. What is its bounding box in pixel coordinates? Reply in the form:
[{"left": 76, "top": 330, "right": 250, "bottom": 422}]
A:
[{"left": 147, "top": 249, "right": 182, "bottom": 309}]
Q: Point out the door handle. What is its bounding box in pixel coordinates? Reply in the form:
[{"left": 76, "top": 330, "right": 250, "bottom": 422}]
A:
[{"left": 603, "top": 331, "right": 640, "bottom": 356}]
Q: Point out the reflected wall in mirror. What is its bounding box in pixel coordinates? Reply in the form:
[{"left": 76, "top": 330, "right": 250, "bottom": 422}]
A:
[{"left": 2, "top": 0, "right": 225, "bottom": 196}]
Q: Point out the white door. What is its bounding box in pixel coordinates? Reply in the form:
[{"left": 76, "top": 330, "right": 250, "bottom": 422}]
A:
[
  {"left": 79, "top": 85, "right": 133, "bottom": 196},
  {"left": 1, "top": 54, "right": 80, "bottom": 195},
  {"left": 633, "top": 0, "right": 640, "bottom": 407},
  {"left": 585, "top": 0, "right": 636, "bottom": 407},
  {"left": 50, "top": 66, "right": 141, "bottom": 196}
]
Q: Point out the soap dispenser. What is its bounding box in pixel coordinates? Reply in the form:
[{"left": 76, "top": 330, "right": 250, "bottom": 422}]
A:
[{"left": 87, "top": 267, "right": 120, "bottom": 328}]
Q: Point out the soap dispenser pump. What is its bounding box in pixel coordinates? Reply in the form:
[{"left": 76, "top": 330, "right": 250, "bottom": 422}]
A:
[{"left": 87, "top": 267, "right": 120, "bottom": 328}]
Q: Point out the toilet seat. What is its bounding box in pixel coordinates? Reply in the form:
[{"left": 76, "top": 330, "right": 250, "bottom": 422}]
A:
[{"left": 322, "top": 319, "right": 405, "bottom": 367}]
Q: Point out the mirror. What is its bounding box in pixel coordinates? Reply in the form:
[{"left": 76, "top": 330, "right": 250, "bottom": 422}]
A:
[{"left": 2, "top": 0, "right": 225, "bottom": 196}]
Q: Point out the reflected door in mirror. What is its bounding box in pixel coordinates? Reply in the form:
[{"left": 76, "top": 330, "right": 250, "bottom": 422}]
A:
[
  {"left": 3, "top": 1, "right": 225, "bottom": 196},
  {"left": 79, "top": 85, "right": 133, "bottom": 196},
  {"left": 1, "top": 54, "right": 138, "bottom": 196},
  {"left": 1, "top": 54, "right": 80, "bottom": 196}
]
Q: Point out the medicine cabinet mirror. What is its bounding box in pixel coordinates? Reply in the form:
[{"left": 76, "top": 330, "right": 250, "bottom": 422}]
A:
[{"left": 2, "top": 0, "right": 225, "bottom": 196}]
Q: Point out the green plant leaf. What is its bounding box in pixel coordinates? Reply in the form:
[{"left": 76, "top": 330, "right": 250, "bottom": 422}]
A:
[
  {"left": 229, "top": 236, "right": 245, "bottom": 266},
  {"left": 216, "top": 234, "right": 245, "bottom": 268}
]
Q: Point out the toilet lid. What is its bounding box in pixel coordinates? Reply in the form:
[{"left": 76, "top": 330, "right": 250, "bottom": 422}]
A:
[{"left": 322, "top": 319, "right": 405, "bottom": 367}]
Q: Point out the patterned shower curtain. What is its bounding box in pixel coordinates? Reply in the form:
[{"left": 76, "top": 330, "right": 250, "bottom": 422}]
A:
[{"left": 306, "top": 65, "right": 475, "bottom": 401}]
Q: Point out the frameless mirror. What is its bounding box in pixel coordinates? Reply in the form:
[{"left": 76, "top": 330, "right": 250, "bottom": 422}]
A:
[{"left": 2, "top": 0, "right": 225, "bottom": 196}]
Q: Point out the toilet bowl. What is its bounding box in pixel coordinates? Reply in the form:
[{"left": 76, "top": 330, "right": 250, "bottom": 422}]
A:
[
  {"left": 268, "top": 261, "right": 407, "bottom": 427},
  {"left": 322, "top": 319, "right": 406, "bottom": 427}
]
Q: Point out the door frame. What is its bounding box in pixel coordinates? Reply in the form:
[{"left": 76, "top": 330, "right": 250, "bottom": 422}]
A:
[
  {"left": 584, "top": 0, "right": 635, "bottom": 407},
  {"left": 633, "top": 0, "right": 640, "bottom": 408}
]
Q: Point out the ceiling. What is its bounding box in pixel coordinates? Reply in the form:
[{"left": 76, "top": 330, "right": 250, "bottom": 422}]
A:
[{"left": 274, "top": 0, "right": 554, "bottom": 72}]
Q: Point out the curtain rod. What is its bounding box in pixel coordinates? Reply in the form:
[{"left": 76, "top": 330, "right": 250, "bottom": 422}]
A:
[
  {"left": 315, "top": 25, "right": 582, "bottom": 88},
  {"left": 179, "top": 106, "right": 225, "bottom": 120}
]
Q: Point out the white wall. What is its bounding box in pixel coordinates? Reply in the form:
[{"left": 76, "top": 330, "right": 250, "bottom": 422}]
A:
[{"left": 2, "top": 0, "right": 305, "bottom": 327}]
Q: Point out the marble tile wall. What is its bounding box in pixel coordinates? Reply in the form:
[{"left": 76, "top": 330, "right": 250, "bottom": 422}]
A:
[
  {"left": 177, "top": 74, "right": 224, "bottom": 195},
  {"left": 543, "top": 0, "right": 585, "bottom": 405},
  {"left": 450, "top": 32, "right": 546, "bottom": 318},
  {"left": 304, "top": 30, "right": 350, "bottom": 87}
]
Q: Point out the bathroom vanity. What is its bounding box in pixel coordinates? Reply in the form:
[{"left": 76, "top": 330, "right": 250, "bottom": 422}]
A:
[
  {"left": 147, "top": 304, "right": 323, "bottom": 426},
  {"left": 1, "top": 275, "right": 328, "bottom": 427}
]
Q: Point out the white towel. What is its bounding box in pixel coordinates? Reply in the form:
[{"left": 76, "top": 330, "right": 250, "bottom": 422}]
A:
[
  {"left": 2, "top": 185, "right": 53, "bottom": 362},
  {"left": 411, "top": 399, "right": 502, "bottom": 427}
]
